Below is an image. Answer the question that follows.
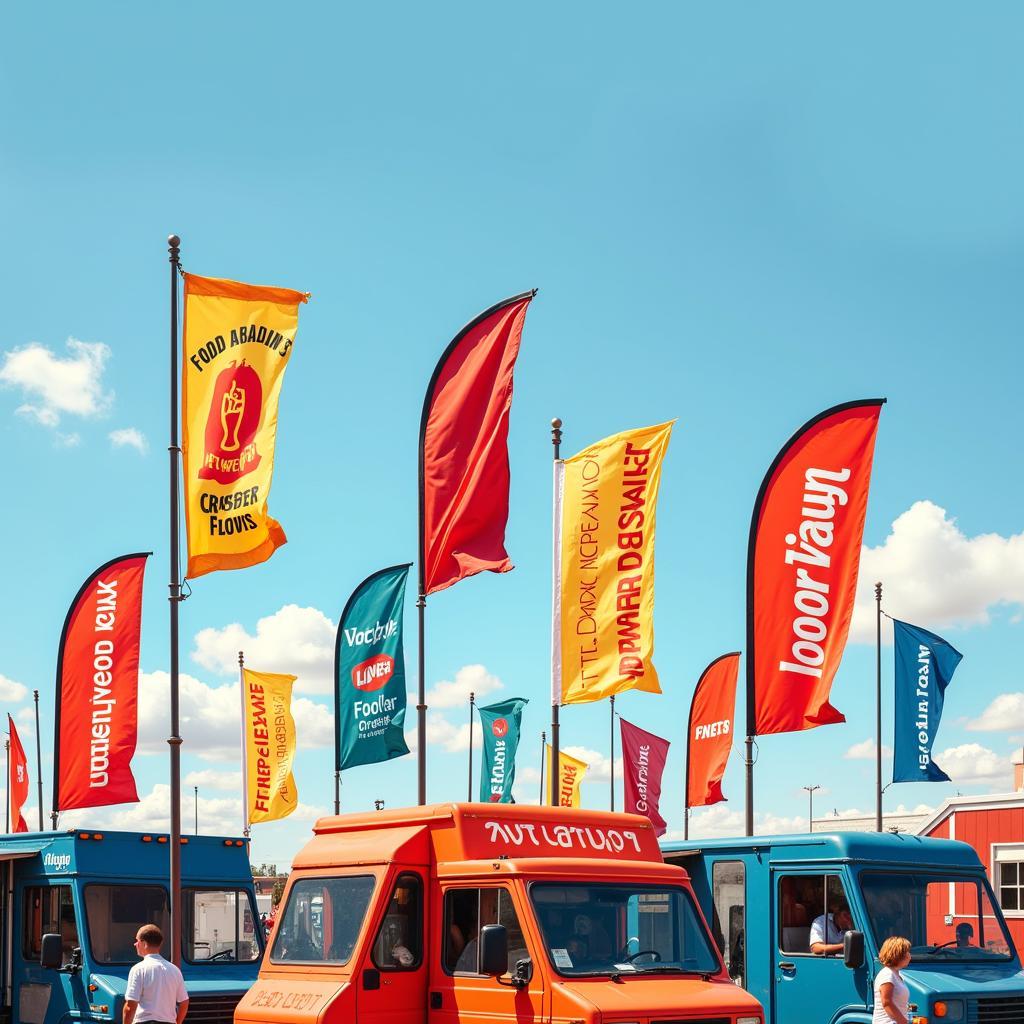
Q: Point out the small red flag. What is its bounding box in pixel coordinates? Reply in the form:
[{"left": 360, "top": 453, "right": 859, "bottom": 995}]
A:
[
  {"left": 620, "top": 717, "right": 670, "bottom": 837},
  {"left": 419, "top": 292, "right": 534, "bottom": 595},
  {"left": 55, "top": 553, "right": 149, "bottom": 812},
  {"left": 8, "top": 716, "right": 29, "bottom": 833},
  {"left": 748, "top": 400, "right": 883, "bottom": 735},
  {"left": 686, "top": 653, "right": 740, "bottom": 808}
]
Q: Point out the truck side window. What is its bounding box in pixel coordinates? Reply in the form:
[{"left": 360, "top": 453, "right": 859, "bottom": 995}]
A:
[
  {"left": 778, "top": 874, "right": 852, "bottom": 956},
  {"left": 711, "top": 861, "right": 745, "bottom": 987},
  {"left": 372, "top": 873, "right": 422, "bottom": 971},
  {"left": 444, "top": 887, "right": 528, "bottom": 976},
  {"left": 23, "top": 886, "right": 78, "bottom": 964}
]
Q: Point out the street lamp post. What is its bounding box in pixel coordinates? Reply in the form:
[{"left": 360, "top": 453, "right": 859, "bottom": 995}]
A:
[{"left": 803, "top": 784, "right": 821, "bottom": 831}]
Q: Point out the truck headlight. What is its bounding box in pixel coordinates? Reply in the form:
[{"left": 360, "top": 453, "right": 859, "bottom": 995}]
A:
[
  {"left": 737, "top": 1017, "right": 762, "bottom": 1024},
  {"left": 933, "top": 999, "right": 964, "bottom": 1021}
]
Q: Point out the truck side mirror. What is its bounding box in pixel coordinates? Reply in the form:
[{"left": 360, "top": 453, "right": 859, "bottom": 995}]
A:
[
  {"left": 478, "top": 924, "right": 508, "bottom": 977},
  {"left": 843, "top": 930, "right": 865, "bottom": 969},
  {"left": 40, "top": 934, "right": 63, "bottom": 971}
]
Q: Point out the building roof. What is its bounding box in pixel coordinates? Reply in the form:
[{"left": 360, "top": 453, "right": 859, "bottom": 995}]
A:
[{"left": 916, "top": 791, "right": 1024, "bottom": 836}]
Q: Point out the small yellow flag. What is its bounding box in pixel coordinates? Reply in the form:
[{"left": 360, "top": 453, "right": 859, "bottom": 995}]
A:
[
  {"left": 546, "top": 745, "right": 589, "bottom": 808},
  {"left": 182, "top": 273, "right": 308, "bottom": 579},
  {"left": 242, "top": 668, "right": 298, "bottom": 824},
  {"left": 557, "top": 421, "right": 674, "bottom": 705}
]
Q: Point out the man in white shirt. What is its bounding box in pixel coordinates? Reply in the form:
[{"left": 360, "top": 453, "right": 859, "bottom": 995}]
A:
[
  {"left": 123, "top": 924, "right": 189, "bottom": 1024},
  {"left": 810, "top": 903, "right": 854, "bottom": 956}
]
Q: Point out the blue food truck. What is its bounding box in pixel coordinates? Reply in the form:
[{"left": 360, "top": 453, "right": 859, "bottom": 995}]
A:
[
  {"left": 0, "top": 829, "right": 262, "bottom": 1024},
  {"left": 662, "top": 831, "right": 1024, "bottom": 1024}
]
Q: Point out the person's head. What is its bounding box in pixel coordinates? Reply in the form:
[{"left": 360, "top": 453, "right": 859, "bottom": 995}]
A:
[
  {"left": 833, "top": 903, "right": 853, "bottom": 930},
  {"left": 134, "top": 924, "right": 163, "bottom": 956},
  {"left": 879, "top": 936, "right": 911, "bottom": 969},
  {"left": 574, "top": 914, "right": 592, "bottom": 937},
  {"left": 955, "top": 923, "right": 974, "bottom": 947}
]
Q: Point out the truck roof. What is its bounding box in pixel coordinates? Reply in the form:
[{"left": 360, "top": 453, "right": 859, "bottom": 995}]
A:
[
  {"left": 0, "top": 828, "right": 253, "bottom": 881},
  {"left": 661, "top": 830, "right": 984, "bottom": 870},
  {"left": 299, "top": 802, "right": 665, "bottom": 871}
]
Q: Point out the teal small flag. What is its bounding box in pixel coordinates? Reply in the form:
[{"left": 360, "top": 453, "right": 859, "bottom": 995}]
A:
[
  {"left": 477, "top": 697, "right": 528, "bottom": 803},
  {"left": 336, "top": 564, "right": 412, "bottom": 772}
]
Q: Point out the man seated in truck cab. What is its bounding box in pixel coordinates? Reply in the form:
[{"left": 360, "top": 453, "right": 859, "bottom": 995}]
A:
[{"left": 810, "top": 900, "right": 853, "bottom": 956}]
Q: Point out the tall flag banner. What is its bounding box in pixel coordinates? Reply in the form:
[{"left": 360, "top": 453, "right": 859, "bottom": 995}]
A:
[
  {"left": 420, "top": 292, "right": 534, "bottom": 595},
  {"left": 686, "top": 653, "right": 740, "bottom": 808},
  {"left": 182, "top": 273, "right": 309, "bottom": 579},
  {"left": 54, "top": 553, "right": 149, "bottom": 812},
  {"left": 243, "top": 669, "right": 298, "bottom": 823},
  {"left": 8, "top": 716, "right": 29, "bottom": 833},
  {"left": 892, "top": 620, "right": 962, "bottom": 783},
  {"left": 478, "top": 698, "right": 528, "bottom": 803},
  {"left": 619, "top": 717, "right": 670, "bottom": 836},
  {"left": 336, "top": 564, "right": 412, "bottom": 771},
  {"left": 545, "top": 745, "right": 589, "bottom": 808},
  {"left": 747, "top": 400, "right": 884, "bottom": 735},
  {"left": 557, "top": 421, "right": 674, "bottom": 705}
]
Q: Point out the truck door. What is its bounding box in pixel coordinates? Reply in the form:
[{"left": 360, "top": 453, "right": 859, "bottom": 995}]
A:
[
  {"left": 772, "top": 870, "right": 868, "bottom": 1024},
  {"left": 359, "top": 872, "right": 427, "bottom": 1024},
  {"left": 430, "top": 884, "right": 545, "bottom": 1024}
]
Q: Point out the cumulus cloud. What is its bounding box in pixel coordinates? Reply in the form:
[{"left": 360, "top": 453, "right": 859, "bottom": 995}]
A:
[
  {"left": 0, "top": 674, "right": 28, "bottom": 702},
  {"left": 192, "top": 605, "right": 336, "bottom": 694},
  {"left": 676, "top": 804, "right": 806, "bottom": 840},
  {"left": 844, "top": 738, "right": 893, "bottom": 760},
  {"left": 405, "top": 712, "right": 480, "bottom": 755},
  {"left": 967, "top": 693, "right": 1024, "bottom": 732},
  {"left": 561, "top": 746, "right": 623, "bottom": 785},
  {"left": 0, "top": 338, "right": 112, "bottom": 427},
  {"left": 426, "top": 665, "right": 503, "bottom": 709},
  {"left": 109, "top": 427, "right": 148, "bottom": 454},
  {"left": 933, "top": 743, "right": 1013, "bottom": 788},
  {"left": 184, "top": 769, "right": 243, "bottom": 791},
  {"left": 850, "top": 502, "right": 1024, "bottom": 643},
  {"left": 137, "top": 670, "right": 333, "bottom": 762}
]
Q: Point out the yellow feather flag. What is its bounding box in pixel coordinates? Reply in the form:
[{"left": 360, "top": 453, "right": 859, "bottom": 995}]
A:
[
  {"left": 556, "top": 421, "right": 674, "bottom": 705},
  {"left": 182, "top": 273, "right": 309, "bottom": 579},
  {"left": 545, "top": 745, "right": 589, "bottom": 808},
  {"left": 242, "top": 668, "right": 298, "bottom": 824}
]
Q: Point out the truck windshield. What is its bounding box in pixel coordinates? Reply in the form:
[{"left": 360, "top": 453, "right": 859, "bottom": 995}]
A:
[
  {"left": 184, "top": 889, "right": 262, "bottom": 963},
  {"left": 860, "top": 872, "right": 1014, "bottom": 961},
  {"left": 271, "top": 875, "right": 376, "bottom": 965},
  {"left": 530, "top": 882, "right": 720, "bottom": 977}
]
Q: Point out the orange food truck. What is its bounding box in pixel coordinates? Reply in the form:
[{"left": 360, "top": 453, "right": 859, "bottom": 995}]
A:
[{"left": 235, "top": 803, "right": 764, "bottom": 1024}]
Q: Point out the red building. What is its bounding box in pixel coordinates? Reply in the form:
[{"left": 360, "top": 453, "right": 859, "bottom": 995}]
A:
[{"left": 916, "top": 750, "right": 1024, "bottom": 950}]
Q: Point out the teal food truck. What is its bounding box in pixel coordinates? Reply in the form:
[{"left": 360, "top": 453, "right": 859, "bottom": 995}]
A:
[
  {"left": 0, "top": 829, "right": 262, "bottom": 1024},
  {"left": 663, "top": 831, "right": 1024, "bottom": 1024}
]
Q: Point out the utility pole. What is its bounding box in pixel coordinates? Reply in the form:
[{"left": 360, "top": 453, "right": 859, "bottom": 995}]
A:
[{"left": 803, "top": 784, "right": 821, "bottom": 831}]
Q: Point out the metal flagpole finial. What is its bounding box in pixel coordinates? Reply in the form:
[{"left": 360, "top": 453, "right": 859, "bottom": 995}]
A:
[
  {"left": 551, "top": 417, "right": 562, "bottom": 449},
  {"left": 875, "top": 581, "right": 882, "bottom": 600}
]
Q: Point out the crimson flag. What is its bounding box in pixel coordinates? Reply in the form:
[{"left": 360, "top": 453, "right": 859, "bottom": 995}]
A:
[
  {"left": 620, "top": 717, "right": 670, "bottom": 837},
  {"left": 747, "top": 400, "right": 883, "bottom": 735},
  {"left": 8, "top": 716, "right": 29, "bottom": 833},
  {"left": 419, "top": 292, "right": 534, "bottom": 595},
  {"left": 686, "top": 653, "right": 740, "bottom": 808},
  {"left": 54, "top": 553, "right": 149, "bottom": 812}
]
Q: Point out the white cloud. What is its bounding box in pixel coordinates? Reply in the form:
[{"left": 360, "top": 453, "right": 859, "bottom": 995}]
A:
[
  {"left": 55, "top": 431, "right": 81, "bottom": 448},
  {"left": 967, "top": 693, "right": 1024, "bottom": 732},
  {"left": 680, "top": 804, "right": 806, "bottom": 839},
  {"left": 851, "top": 501, "right": 1024, "bottom": 643},
  {"left": 0, "top": 674, "right": 28, "bottom": 702},
  {"left": 933, "top": 743, "right": 1013, "bottom": 788},
  {"left": 0, "top": 338, "right": 112, "bottom": 427},
  {"left": 405, "top": 712, "right": 481, "bottom": 755},
  {"left": 109, "top": 427, "right": 148, "bottom": 454},
  {"left": 192, "top": 605, "right": 336, "bottom": 695},
  {"left": 844, "top": 738, "right": 893, "bottom": 760},
  {"left": 183, "top": 769, "right": 243, "bottom": 791},
  {"left": 426, "top": 665, "right": 503, "bottom": 709},
  {"left": 137, "top": 670, "right": 333, "bottom": 762},
  {"left": 561, "top": 746, "right": 623, "bottom": 785}
]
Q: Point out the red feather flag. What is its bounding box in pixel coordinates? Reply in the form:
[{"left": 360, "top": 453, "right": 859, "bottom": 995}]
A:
[
  {"left": 686, "top": 653, "right": 740, "bottom": 809},
  {"left": 8, "top": 716, "right": 29, "bottom": 833},
  {"left": 419, "top": 292, "right": 534, "bottom": 596}
]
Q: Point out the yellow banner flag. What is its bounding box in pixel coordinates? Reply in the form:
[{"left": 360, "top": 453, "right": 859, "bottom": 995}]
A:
[
  {"left": 182, "top": 273, "right": 308, "bottom": 579},
  {"left": 242, "top": 668, "right": 298, "bottom": 824},
  {"left": 546, "top": 745, "right": 588, "bottom": 808},
  {"left": 557, "top": 421, "right": 674, "bottom": 705}
]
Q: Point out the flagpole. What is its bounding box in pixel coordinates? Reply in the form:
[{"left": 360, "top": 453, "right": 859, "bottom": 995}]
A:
[
  {"left": 167, "top": 233, "right": 183, "bottom": 967},
  {"left": 467, "top": 692, "right": 475, "bottom": 801},
  {"left": 33, "top": 691, "right": 43, "bottom": 831},
  {"left": 875, "top": 581, "right": 883, "bottom": 832},
  {"left": 550, "top": 417, "right": 562, "bottom": 806},
  {"left": 334, "top": 771, "right": 340, "bottom": 816},
  {"left": 539, "top": 730, "right": 546, "bottom": 804},
  {"left": 609, "top": 696, "right": 615, "bottom": 812},
  {"left": 4, "top": 739, "right": 8, "bottom": 833},
  {"left": 238, "top": 651, "right": 250, "bottom": 837}
]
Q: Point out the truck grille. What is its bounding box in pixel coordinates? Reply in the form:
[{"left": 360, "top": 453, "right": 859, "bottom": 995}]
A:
[
  {"left": 976, "top": 996, "right": 1024, "bottom": 1024},
  {"left": 185, "top": 994, "right": 243, "bottom": 1024}
]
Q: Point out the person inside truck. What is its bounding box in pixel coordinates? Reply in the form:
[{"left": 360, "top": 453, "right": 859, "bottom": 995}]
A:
[{"left": 810, "top": 900, "right": 854, "bottom": 956}]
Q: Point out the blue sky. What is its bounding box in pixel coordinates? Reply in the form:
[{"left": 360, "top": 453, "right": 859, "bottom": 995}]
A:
[{"left": 2, "top": 4, "right": 1024, "bottom": 863}]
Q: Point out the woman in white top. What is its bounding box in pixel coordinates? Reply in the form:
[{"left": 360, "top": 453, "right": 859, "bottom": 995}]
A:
[{"left": 873, "top": 936, "right": 912, "bottom": 1024}]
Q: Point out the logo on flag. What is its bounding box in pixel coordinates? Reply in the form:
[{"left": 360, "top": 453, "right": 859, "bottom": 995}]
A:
[
  {"left": 199, "top": 360, "right": 264, "bottom": 484},
  {"left": 352, "top": 654, "right": 395, "bottom": 692}
]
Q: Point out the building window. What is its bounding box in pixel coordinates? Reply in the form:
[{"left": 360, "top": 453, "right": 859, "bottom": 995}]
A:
[{"left": 999, "top": 861, "right": 1023, "bottom": 911}]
